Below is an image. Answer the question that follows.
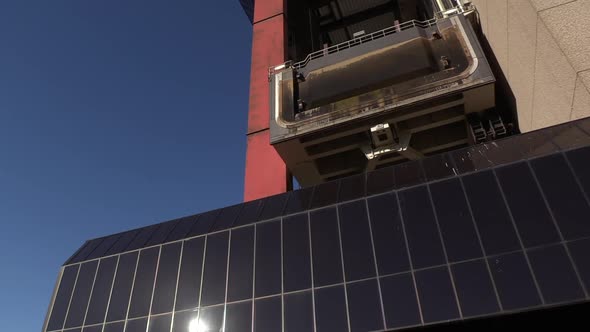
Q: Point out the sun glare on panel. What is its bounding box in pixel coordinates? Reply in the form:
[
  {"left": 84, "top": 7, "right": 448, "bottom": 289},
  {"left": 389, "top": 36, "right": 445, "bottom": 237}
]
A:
[{"left": 188, "top": 318, "right": 209, "bottom": 332}]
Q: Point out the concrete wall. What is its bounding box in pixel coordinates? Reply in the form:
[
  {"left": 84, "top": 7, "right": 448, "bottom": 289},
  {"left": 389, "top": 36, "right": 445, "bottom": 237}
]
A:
[{"left": 471, "top": 0, "right": 590, "bottom": 132}]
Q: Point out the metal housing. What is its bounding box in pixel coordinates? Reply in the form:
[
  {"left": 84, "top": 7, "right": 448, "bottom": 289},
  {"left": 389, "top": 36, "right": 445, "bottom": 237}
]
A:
[{"left": 270, "top": 14, "right": 496, "bottom": 186}]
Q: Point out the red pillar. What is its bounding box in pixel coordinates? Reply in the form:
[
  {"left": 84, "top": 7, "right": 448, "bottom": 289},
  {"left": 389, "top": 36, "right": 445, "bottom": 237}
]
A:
[{"left": 244, "top": 0, "right": 289, "bottom": 202}]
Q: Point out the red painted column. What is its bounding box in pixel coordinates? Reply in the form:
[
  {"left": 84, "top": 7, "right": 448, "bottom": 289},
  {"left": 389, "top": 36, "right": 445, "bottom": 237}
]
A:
[{"left": 244, "top": 0, "right": 289, "bottom": 201}]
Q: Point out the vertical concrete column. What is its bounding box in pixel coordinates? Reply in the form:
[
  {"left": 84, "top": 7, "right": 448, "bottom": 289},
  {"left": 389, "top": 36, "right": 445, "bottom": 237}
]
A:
[{"left": 244, "top": 0, "right": 289, "bottom": 201}]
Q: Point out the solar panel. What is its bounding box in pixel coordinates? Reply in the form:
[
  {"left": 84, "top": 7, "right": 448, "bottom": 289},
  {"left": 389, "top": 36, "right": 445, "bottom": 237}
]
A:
[{"left": 46, "top": 117, "right": 590, "bottom": 332}]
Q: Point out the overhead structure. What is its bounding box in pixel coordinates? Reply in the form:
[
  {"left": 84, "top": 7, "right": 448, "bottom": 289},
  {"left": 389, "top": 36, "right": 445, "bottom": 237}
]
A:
[
  {"left": 270, "top": 12, "right": 498, "bottom": 186},
  {"left": 244, "top": 0, "right": 515, "bottom": 191}
]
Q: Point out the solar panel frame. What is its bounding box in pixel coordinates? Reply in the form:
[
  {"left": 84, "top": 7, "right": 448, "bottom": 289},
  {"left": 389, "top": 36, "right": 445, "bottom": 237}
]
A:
[{"left": 46, "top": 117, "right": 590, "bottom": 332}]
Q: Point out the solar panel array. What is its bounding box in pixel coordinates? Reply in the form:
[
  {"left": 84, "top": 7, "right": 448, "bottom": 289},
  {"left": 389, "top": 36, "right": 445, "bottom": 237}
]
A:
[{"left": 45, "top": 117, "right": 590, "bottom": 332}]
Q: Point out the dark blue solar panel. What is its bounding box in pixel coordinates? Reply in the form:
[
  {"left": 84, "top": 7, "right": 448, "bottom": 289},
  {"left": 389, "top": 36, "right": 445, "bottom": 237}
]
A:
[
  {"left": 227, "top": 226, "right": 254, "bottom": 302},
  {"left": 347, "top": 279, "right": 384, "bottom": 332},
  {"left": 398, "top": 186, "right": 445, "bottom": 269},
  {"left": 315, "top": 286, "right": 348, "bottom": 332},
  {"left": 85, "top": 235, "right": 121, "bottom": 260},
  {"left": 68, "top": 238, "right": 104, "bottom": 264},
  {"left": 495, "top": 162, "right": 560, "bottom": 247},
  {"left": 254, "top": 296, "right": 281, "bottom": 332},
  {"left": 451, "top": 259, "right": 500, "bottom": 317},
  {"left": 165, "top": 216, "right": 199, "bottom": 242},
  {"left": 310, "top": 180, "right": 339, "bottom": 208},
  {"left": 105, "top": 230, "right": 140, "bottom": 256},
  {"left": 380, "top": 273, "right": 421, "bottom": 329},
  {"left": 415, "top": 267, "right": 460, "bottom": 323},
  {"left": 366, "top": 167, "right": 395, "bottom": 196},
  {"left": 283, "top": 186, "right": 314, "bottom": 214},
  {"left": 257, "top": 193, "right": 288, "bottom": 220},
  {"left": 233, "top": 199, "right": 263, "bottom": 227},
  {"left": 462, "top": 170, "right": 520, "bottom": 255},
  {"left": 531, "top": 154, "right": 590, "bottom": 240},
  {"left": 528, "top": 245, "right": 585, "bottom": 304},
  {"left": 338, "top": 173, "right": 366, "bottom": 202},
  {"left": 186, "top": 209, "right": 221, "bottom": 237},
  {"left": 367, "top": 193, "right": 410, "bottom": 275},
  {"left": 566, "top": 146, "right": 590, "bottom": 196},
  {"left": 430, "top": 178, "right": 482, "bottom": 262},
  {"left": 144, "top": 220, "right": 179, "bottom": 246},
  {"left": 50, "top": 117, "right": 590, "bottom": 332},
  {"left": 338, "top": 200, "right": 376, "bottom": 281},
  {"left": 488, "top": 252, "right": 542, "bottom": 310},
  {"left": 210, "top": 204, "right": 242, "bottom": 232},
  {"left": 394, "top": 159, "right": 426, "bottom": 188}
]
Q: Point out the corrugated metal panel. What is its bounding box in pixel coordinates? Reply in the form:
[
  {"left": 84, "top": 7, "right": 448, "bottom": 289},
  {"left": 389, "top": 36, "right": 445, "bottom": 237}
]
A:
[{"left": 336, "top": 0, "right": 390, "bottom": 17}]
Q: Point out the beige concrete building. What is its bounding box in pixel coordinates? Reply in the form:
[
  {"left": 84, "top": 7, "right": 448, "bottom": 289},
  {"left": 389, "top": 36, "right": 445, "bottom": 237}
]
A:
[{"left": 471, "top": 0, "right": 590, "bottom": 132}]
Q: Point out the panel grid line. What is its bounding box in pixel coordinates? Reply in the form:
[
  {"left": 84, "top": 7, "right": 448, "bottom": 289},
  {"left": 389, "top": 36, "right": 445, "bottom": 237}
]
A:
[
  {"left": 54, "top": 235, "right": 590, "bottom": 331},
  {"left": 492, "top": 169, "right": 546, "bottom": 305},
  {"left": 60, "top": 146, "right": 590, "bottom": 270},
  {"left": 425, "top": 183, "right": 464, "bottom": 319},
  {"left": 61, "top": 263, "right": 81, "bottom": 330},
  {"left": 363, "top": 198, "right": 388, "bottom": 329},
  {"left": 44, "top": 267, "right": 66, "bottom": 332},
  {"left": 527, "top": 159, "right": 590, "bottom": 299},
  {"left": 123, "top": 250, "right": 142, "bottom": 331},
  {"left": 64, "top": 297, "right": 589, "bottom": 332},
  {"left": 222, "top": 229, "right": 233, "bottom": 332},
  {"left": 562, "top": 151, "right": 590, "bottom": 214},
  {"left": 251, "top": 226, "right": 257, "bottom": 332},
  {"left": 196, "top": 235, "right": 209, "bottom": 328},
  {"left": 146, "top": 246, "right": 163, "bottom": 331},
  {"left": 53, "top": 251, "right": 590, "bottom": 330},
  {"left": 457, "top": 176, "right": 504, "bottom": 312},
  {"left": 100, "top": 255, "right": 121, "bottom": 332},
  {"left": 307, "top": 211, "right": 318, "bottom": 332},
  {"left": 335, "top": 205, "right": 352, "bottom": 332},
  {"left": 394, "top": 192, "right": 425, "bottom": 325},
  {"left": 169, "top": 240, "right": 185, "bottom": 332},
  {"left": 81, "top": 259, "right": 101, "bottom": 327}
]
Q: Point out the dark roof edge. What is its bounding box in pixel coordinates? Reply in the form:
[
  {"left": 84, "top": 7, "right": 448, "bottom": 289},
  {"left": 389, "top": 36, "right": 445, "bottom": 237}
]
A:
[
  {"left": 239, "top": 0, "right": 254, "bottom": 23},
  {"left": 64, "top": 116, "right": 590, "bottom": 265}
]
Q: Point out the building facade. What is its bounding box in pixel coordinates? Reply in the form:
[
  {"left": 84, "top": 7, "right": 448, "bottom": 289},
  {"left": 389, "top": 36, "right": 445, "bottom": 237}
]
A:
[{"left": 44, "top": 1, "right": 590, "bottom": 331}]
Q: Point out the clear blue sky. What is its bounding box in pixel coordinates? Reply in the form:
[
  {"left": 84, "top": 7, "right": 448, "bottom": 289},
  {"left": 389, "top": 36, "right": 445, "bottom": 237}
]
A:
[{"left": 0, "top": 1, "right": 252, "bottom": 330}]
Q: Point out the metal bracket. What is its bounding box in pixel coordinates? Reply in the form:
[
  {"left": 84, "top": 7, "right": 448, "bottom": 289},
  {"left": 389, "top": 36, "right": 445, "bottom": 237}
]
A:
[{"left": 362, "top": 124, "right": 412, "bottom": 160}]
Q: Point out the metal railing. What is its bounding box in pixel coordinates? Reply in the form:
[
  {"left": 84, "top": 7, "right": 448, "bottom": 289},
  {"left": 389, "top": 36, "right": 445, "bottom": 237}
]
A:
[
  {"left": 289, "top": 18, "right": 438, "bottom": 70},
  {"left": 434, "top": 2, "right": 475, "bottom": 19}
]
